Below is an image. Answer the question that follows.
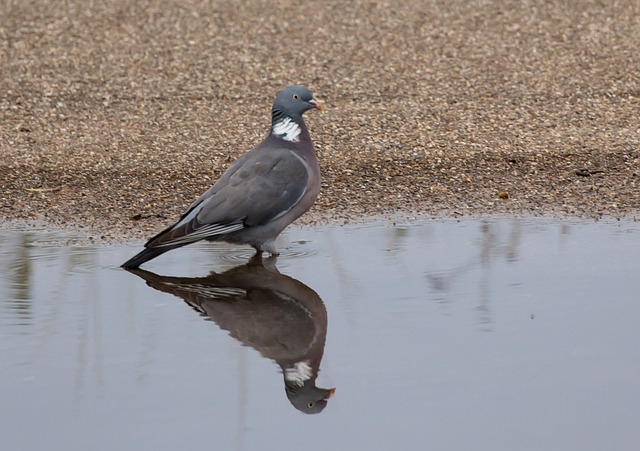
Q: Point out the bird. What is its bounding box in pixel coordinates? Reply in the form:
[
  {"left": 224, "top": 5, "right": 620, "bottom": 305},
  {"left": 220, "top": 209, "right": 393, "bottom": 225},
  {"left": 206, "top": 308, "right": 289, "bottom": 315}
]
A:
[
  {"left": 127, "top": 255, "right": 335, "bottom": 414},
  {"left": 121, "top": 85, "right": 322, "bottom": 269}
]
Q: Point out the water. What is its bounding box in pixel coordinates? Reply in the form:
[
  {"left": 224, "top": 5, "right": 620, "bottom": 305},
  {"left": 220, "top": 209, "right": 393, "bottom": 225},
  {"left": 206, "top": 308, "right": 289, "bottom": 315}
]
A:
[{"left": 1, "top": 217, "right": 639, "bottom": 451}]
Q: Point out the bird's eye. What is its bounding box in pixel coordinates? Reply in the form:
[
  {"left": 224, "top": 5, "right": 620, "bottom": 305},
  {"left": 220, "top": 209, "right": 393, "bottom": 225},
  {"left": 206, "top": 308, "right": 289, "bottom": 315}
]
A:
[
  {"left": 307, "top": 401, "right": 314, "bottom": 408},
  {"left": 293, "top": 94, "right": 299, "bottom": 100}
]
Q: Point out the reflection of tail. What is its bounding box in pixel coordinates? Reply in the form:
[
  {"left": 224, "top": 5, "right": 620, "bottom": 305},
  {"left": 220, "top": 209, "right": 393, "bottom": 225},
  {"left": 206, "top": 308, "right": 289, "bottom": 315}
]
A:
[{"left": 121, "top": 245, "right": 181, "bottom": 269}]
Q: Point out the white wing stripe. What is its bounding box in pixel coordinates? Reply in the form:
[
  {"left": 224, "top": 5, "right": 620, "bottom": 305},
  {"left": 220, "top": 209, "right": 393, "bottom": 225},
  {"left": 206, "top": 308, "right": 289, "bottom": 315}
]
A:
[
  {"left": 174, "top": 203, "right": 206, "bottom": 229},
  {"left": 158, "top": 222, "right": 244, "bottom": 247}
]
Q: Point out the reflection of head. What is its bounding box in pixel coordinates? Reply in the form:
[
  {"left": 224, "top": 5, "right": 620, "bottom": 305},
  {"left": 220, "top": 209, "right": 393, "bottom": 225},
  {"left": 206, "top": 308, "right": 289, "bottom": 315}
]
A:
[
  {"left": 285, "top": 361, "right": 335, "bottom": 414},
  {"left": 127, "top": 256, "right": 334, "bottom": 414}
]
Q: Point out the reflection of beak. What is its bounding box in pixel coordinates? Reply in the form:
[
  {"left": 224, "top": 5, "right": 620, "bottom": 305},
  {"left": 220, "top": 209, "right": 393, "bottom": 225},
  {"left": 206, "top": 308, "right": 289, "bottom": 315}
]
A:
[
  {"left": 309, "top": 99, "right": 323, "bottom": 111},
  {"left": 325, "top": 387, "right": 336, "bottom": 399}
]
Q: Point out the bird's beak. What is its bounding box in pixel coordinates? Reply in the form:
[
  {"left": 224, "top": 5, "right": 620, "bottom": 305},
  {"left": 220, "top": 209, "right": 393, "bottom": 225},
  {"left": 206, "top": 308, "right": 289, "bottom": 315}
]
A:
[{"left": 309, "top": 99, "right": 323, "bottom": 111}]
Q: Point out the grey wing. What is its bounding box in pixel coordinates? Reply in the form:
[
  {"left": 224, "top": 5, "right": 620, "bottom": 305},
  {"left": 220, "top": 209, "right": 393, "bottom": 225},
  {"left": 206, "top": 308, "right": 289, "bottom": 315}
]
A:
[
  {"left": 147, "top": 148, "right": 309, "bottom": 247},
  {"left": 216, "top": 148, "right": 310, "bottom": 226}
]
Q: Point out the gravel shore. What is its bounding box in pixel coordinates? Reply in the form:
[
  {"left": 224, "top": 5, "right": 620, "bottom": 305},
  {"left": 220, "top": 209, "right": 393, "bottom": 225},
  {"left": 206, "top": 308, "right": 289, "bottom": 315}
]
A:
[{"left": 2, "top": 0, "right": 639, "bottom": 242}]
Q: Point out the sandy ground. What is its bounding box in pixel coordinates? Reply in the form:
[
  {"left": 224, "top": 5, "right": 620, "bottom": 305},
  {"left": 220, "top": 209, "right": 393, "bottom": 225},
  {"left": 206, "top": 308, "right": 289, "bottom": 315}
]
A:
[{"left": 1, "top": 0, "right": 639, "bottom": 242}]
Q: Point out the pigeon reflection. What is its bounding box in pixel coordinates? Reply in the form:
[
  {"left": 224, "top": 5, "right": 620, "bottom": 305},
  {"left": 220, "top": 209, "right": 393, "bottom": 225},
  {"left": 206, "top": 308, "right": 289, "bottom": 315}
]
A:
[{"left": 127, "top": 255, "right": 335, "bottom": 414}]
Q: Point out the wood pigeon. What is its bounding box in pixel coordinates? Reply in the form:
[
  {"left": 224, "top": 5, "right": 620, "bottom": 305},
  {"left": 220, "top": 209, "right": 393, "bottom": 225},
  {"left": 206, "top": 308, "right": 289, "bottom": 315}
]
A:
[
  {"left": 127, "top": 255, "right": 335, "bottom": 414},
  {"left": 122, "top": 85, "right": 322, "bottom": 268}
]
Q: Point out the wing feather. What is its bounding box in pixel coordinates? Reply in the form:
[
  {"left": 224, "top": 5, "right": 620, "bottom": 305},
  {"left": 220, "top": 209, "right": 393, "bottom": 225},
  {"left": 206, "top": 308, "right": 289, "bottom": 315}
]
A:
[{"left": 145, "top": 146, "right": 309, "bottom": 249}]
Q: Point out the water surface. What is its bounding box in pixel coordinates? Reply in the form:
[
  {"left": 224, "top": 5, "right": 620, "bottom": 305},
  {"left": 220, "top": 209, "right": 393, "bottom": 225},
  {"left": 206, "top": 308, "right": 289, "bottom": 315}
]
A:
[{"left": 1, "top": 217, "right": 639, "bottom": 451}]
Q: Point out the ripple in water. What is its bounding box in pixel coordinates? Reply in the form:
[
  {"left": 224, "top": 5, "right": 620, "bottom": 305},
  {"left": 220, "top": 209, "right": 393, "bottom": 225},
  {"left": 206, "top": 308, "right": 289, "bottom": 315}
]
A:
[{"left": 196, "top": 240, "right": 319, "bottom": 265}]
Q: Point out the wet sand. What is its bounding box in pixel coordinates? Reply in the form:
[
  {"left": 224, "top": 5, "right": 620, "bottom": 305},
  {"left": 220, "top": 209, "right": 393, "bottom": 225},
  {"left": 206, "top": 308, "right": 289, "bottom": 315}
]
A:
[{"left": 2, "top": 0, "right": 639, "bottom": 241}]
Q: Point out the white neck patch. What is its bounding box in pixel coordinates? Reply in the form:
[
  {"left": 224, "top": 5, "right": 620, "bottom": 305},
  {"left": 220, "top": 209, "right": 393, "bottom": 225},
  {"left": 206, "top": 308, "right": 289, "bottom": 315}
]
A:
[
  {"left": 284, "top": 360, "right": 312, "bottom": 386},
  {"left": 272, "top": 117, "right": 301, "bottom": 143}
]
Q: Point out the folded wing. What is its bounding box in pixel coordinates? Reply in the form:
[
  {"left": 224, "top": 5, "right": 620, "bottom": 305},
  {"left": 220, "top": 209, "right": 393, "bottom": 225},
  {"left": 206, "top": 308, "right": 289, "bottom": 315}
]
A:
[{"left": 145, "top": 147, "right": 309, "bottom": 248}]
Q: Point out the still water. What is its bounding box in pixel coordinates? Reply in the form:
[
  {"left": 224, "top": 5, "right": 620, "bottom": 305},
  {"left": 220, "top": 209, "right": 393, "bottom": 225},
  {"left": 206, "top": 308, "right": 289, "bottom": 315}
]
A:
[{"left": 1, "top": 217, "right": 639, "bottom": 451}]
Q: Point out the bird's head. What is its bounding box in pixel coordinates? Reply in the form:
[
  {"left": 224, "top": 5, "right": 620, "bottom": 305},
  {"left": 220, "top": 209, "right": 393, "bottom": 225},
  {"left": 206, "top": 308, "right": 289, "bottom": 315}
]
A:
[
  {"left": 272, "top": 85, "right": 322, "bottom": 122},
  {"left": 286, "top": 383, "right": 335, "bottom": 414}
]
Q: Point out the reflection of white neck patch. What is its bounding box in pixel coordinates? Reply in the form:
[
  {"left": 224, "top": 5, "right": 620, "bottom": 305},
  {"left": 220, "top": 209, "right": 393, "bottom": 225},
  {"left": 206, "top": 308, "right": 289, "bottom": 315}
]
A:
[
  {"left": 284, "top": 360, "right": 312, "bottom": 386},
  {"left": 272, "top": 117, "right": 301, "bottom": 143}
]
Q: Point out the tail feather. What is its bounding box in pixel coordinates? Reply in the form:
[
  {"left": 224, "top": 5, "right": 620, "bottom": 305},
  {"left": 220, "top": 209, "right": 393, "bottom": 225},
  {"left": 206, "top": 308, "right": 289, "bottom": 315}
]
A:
[{"left": 121, "top": 246, "right": 176, "bottom": 269}]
